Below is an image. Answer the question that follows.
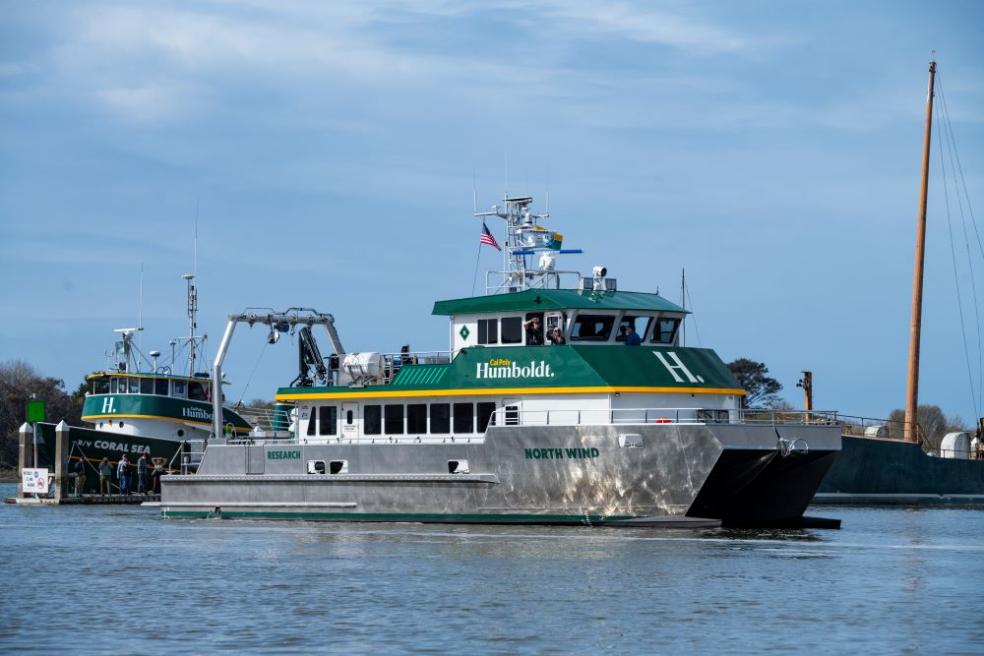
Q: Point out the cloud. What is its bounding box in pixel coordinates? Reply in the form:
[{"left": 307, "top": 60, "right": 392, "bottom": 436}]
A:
[
  {"left": 26, "top": 0, "right": 757, "bottom": 125},
  {"left": 533, "top": 0, "right": 749, "bottom": 54}
]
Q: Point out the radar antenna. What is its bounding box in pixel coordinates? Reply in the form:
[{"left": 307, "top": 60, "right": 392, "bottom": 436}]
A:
[
  {"left": 475, "top": 195, "right": 583, "bottom": 294},
  {"left": 181, "top": 273, "right": 204, "bottom": 376}
]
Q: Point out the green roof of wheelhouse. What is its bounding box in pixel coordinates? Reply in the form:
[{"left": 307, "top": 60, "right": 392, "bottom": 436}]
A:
[{"left": 432, "top": 289, "right": 687, "bottom": 316}]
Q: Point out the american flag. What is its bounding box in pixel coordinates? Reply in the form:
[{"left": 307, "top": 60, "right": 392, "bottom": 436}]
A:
[{"left": 480, "top": 222, "right": 502, "bottom": 251}]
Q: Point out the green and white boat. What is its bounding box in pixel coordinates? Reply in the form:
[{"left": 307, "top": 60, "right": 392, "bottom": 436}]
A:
[
  {"left": 161, "top": 197, "right": 841, "bottom": 527},
  {"left": 28, "top": 275, "right": 253, "bottom": 496}
]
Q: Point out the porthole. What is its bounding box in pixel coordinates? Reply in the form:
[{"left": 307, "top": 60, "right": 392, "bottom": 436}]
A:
[
  {"left": 118, "top": 422, "right": 124, "bottom": 429},
  {"left": 177, "top": 429, "right": 185, "bottom": 437}
]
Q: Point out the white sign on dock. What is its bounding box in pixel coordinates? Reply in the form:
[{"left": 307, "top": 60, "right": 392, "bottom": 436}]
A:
[{"left": 22, "top": 468, "right": 49, "bottom": 494}]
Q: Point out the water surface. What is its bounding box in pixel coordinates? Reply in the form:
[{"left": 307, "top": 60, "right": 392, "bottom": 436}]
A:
[{"left": 1, "top": 484, "right": 981, "bottom": 654}]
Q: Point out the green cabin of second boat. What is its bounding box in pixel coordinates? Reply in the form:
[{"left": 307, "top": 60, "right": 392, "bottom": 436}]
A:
[{"left": 82, "top": 371, "right": 252, "bottom": 436}]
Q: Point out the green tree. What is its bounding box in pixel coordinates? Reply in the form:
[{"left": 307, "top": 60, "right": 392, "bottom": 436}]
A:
[
  {"left": 886, "top": 405, "right": 968, "bottom": 452},
  {"left": 727, "top": 358, "right": 783, "bottom": 408},
  {"left": 0, "top": 360, "right": 84, "bottom": 471}
]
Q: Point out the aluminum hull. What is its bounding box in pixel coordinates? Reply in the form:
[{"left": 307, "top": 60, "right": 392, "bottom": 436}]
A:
[{"left": 162, "top": 423, "right": 840, "bottom": 527}]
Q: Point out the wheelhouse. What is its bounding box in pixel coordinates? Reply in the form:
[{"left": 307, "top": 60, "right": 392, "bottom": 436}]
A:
[
  {"left": 433, "top": 288, "right": 687, "bottom": 354},
  {"left": 86, "top": 372, "right": 213, "bottom": 401}
]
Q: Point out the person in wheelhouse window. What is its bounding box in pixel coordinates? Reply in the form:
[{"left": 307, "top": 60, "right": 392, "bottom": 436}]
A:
[{"left": 524, "top": 314, "right": 544, "bottom": 345}]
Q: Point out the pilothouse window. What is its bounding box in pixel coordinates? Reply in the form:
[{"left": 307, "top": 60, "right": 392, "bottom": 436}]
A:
[
  {"left": 478, "top": 319, "right": 498, "bottom": 345},
  {"left": 616, "top": 316, "right": 652, "bottom": 343},
  {"left": 524, "top": 313, "right": 544, "bottom": 345},
  {"left": 652, "top": 318, "right": 680, "bottom": 345},
  {"left": 140, "top": 378, "right": 153, "bottom": 395},
  {"left": 154, "top": 379, "right": 168, "bottom": 396},
  {"left": 570, "top": 315, "right": 616, "bottom": 342},
  {"left": 501, "top": 317, "right": 523, "bottom": 344},
  {"left": 188, "top": 382, "right": 208, "bottom": 401}
]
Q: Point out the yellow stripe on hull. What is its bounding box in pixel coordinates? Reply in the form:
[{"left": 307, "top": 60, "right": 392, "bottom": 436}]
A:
[{"left": 275, "top": 386, "right": 746, "bottom": 402}]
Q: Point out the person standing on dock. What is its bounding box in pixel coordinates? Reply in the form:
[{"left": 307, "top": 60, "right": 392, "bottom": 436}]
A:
[
  {"left": 73, "top": 458, "right": 86, "bottom": 497},
  {"left": 117, "top": 455, "right": 131, "bottom": 496},
  {"left": 151, "top": 457, "right": 165, "bottom": 493},
  {"left": 98, "top": 457, "right": 112, "bottom": 495},
  {"left": 137, "top": 453, "right": 149, "bottom": 495}
]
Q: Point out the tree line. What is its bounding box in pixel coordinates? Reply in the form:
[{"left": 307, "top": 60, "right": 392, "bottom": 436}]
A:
[{"left": 0, "top": 360, "right": 86, "bottom": 471}]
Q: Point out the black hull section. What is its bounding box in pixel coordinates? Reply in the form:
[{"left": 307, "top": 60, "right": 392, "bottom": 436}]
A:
[
  {"left": 687, "top": 448, "right": 839, "bottom": 527},
  {"left": 818, "top": 435, "right": 984, "bottom": 499},
  {"left": 30, "top": 422, "right": 189, "bottom": 495}
]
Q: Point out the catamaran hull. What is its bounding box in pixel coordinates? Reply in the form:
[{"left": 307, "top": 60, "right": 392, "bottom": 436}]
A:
[{"left": 161, "top": 423, "right": 840, "bottom": 527}]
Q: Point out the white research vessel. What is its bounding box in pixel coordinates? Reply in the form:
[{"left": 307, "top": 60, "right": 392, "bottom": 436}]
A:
[{"left": 161, "top": 197, "right": 841, "bottom": 527}]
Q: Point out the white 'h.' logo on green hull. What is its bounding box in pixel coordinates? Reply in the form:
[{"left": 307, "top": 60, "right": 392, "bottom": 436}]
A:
[
  {"left": 101, "top": 397, "right": 117, "bottom": 414},
  {"left": 652, "top": 351, "right": 704, "bottom": 384}
]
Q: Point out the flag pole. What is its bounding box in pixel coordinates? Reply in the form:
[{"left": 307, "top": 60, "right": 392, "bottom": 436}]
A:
[{"left": 471, "top": 239, "right": 483, "bottom": 296}]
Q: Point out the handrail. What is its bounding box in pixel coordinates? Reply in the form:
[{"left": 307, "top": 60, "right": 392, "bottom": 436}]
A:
[
  {"left": 210, "top": 405, "right": 920, "bottom": 446},
  {"left": 234, "top": 406, "right": 294, "bottom": 434},
  {"left": 487, "top": 406, "right": 848, "bottom": 427}
]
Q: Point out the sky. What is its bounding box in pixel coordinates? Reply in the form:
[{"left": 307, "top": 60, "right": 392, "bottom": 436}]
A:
[{"left": 1, "top": 0, "right": 983, "bottom": 421}]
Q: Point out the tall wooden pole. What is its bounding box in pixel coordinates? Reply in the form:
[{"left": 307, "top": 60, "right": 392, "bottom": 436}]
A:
[
  {"left": 799, "top": 370, "right": 813, "bottom": 423},
  {"left": 904, "top": 59, "right": 937, "bottom": 443},
  {"left": 801, "top": 371, "right": 813, "bottom": 409}
]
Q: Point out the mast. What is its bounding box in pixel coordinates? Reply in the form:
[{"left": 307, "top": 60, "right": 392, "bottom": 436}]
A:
[
  {"left": 903, "top": 58, "right": 937, "bottom": 443},
  {"left": 475, "top": 196, "right": 582, "bottom": 293},
  {"left": 680, "top": 268, "right": 686, "bottom": 347},
  {"left": 182, "top": 273, "right": 198, "bottom": 375}
]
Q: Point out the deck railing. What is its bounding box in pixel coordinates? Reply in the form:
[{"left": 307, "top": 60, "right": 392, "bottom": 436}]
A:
[
  {"left": 227, "top": 404, "right": 918, "bottom": 442},
  {"left": 488, "top": 407, "right": 848, "bottom": 427},
  {"left": 232, "top": 406, "right": 294, "bottom": 435},
  {"left": 380, "top": 351, "right": 452, "bottom": 383}
]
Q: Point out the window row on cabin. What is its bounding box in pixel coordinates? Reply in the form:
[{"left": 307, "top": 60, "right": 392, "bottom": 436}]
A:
[
  {"left": 476, "top": 314, "right": 679, "bottom": 345},
  {"left": 91, "top": 376, "right": 210, "bottom": 400},
  {"left": 306, "top": 401, "right": 498, "bottom": 437}
]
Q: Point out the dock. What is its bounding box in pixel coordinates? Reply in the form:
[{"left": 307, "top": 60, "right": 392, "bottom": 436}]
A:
[
  {"left": 12, "top": 420, "right": 170, "bottom": 506},
  {"left": 5, "top": 493, "right": 160, "bottom": 506}
]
